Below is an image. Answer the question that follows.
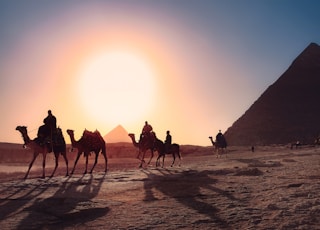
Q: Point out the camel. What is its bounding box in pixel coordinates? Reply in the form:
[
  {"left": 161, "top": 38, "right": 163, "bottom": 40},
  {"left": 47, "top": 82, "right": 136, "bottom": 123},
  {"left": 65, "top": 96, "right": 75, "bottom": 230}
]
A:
[
  {"left": 66, "top": 129, "right": 107, "bottom": 174},
  {"left": 128, "top": 133, "right": 155, "bottom": 168},
  {"left": 15, "top": 126, "right": 69, "bottom": 179},
  {"left": 209, "top": 136, "right": 227, "bottom": 158},
  {"left": 154, "top": 138, "right": 181, "bottom": 167}
]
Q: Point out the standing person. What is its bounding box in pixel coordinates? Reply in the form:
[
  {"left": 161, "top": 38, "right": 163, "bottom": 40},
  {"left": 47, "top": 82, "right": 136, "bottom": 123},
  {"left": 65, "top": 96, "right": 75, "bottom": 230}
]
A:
[{"left": 165, "top": 130, "right": 172, "bottom": 152}]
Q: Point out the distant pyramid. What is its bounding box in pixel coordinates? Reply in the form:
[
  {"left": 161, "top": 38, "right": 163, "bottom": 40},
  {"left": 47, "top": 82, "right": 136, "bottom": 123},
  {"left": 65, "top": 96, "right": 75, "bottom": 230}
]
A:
[
  {"left": 103, "top": 125, "right": 130, "bottom": 143},
  {"left": 224, "top": 42, "right": 320, "bottom": 145}
]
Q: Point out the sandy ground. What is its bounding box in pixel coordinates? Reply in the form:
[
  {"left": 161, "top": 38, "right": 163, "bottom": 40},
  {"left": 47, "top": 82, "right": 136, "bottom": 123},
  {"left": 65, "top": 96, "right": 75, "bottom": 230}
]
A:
[{"left": 0, "top": 146, "right": 319, "bottom": 229}]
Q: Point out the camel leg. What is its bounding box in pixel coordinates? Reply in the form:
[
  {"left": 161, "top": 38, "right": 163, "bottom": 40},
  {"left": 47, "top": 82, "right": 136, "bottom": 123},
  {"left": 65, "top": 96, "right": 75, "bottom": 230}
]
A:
[
  {"left": 102, "top": 152, "right": 108, "bottom": 173},
  {"left": 162, "top": 155, "right": 165, "bottom": 168},
  {"left": 24, "top": 152, "right": 39, "bottom": 179},
  {"left": 50, "top": 153, "right": 59, "bottom": 177},
  {"left": 178, "top": 152, "right": 182, "bottom": 166},
  {"left": 147, "top": 150, "right": 154, "bottom": 165},
  {"left": 42, "top": 153, "right": 47, "bottom": 178},
  {"left": 62, "top": 152, "right": 69, "bottom": 176},
  {"left": 171, "top": 153, "right": 176, "bottom": 167},
  {"left": 139, "top": 151, "right": 146, "bottom": 168},
  {"left": 156, "top": 154, "right": 160, "bottom": 167},
  {"left": 84, "top": 155, "right": 89, "bottom": 174},
  {"left": 71, "top": 152, "right": 81, "bottom": 175},
  {"left": 90, "top": 152, "right": 99, "bottom": 174}
]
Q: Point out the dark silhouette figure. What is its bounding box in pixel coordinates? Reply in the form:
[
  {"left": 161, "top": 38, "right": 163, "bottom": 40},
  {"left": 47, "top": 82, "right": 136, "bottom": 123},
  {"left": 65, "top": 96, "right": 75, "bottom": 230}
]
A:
[
  {"left": 44, "top": 110, "right": 57, "bottom": 130},
  {"left": 140, "top": 121, "right": 153, "bottom": 145},
  {"left": 165, "top": 130, "right": 172, "bottom": 152},
  {"left": 36, "top": 110, "right": 57, "bottom": 148}
]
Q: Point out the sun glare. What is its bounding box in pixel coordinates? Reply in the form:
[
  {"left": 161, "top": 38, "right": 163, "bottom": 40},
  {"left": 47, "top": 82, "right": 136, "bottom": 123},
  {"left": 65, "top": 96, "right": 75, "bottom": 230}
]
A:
[{"left": 77, "top": 50, "right": 156, "bottom": 126}]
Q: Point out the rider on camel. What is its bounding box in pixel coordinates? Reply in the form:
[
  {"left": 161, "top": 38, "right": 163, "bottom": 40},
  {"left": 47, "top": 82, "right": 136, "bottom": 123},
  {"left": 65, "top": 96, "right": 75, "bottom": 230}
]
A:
[
  {"left": 140, "top": 121, "right": 153, "bottom": 144},
  {"left": 37, "top": 110, "right": 57, "bottom": 146}
]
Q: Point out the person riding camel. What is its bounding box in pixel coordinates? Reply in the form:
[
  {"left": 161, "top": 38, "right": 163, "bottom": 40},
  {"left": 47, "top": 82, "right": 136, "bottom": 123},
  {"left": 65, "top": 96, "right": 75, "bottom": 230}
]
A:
[
  {"left": 216, "top": 129, "right": 227, "bottom": 148},
  {"left": 216, "top": 130, "right": 223, "bottom": 143},
  {"left": 140, "top": 121, "right": 153, "bottom": 144},
  {"left": 43, "top": 110, "right": 57, "bottom": 131},
  {"left": 37, "top": 110, "right": 57, "bottom": 146}
]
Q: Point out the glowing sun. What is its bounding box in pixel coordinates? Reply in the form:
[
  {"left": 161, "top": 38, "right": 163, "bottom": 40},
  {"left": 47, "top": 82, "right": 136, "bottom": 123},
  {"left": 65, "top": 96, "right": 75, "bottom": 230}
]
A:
[{"left": 77, "top": 50, "right": 156, "bottom": 125}]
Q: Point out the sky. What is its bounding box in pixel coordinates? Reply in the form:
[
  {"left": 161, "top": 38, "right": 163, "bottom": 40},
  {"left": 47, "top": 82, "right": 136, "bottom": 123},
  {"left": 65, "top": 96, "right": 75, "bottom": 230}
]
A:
[{"left": 1, "top": 0, "right": 320, "bottom": 146}]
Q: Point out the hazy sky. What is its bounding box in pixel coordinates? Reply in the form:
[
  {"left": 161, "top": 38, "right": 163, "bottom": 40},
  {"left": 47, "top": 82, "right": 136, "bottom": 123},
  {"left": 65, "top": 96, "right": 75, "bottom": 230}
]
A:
[{"left": 1, "top": 0, "right": 320, "bottom": 146}]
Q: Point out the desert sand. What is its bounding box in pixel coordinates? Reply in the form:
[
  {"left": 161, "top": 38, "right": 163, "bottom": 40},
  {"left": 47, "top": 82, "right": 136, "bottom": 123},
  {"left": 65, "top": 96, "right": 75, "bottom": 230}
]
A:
[{"left": 0, "top": 145, "right": 319, "bottom": 229}]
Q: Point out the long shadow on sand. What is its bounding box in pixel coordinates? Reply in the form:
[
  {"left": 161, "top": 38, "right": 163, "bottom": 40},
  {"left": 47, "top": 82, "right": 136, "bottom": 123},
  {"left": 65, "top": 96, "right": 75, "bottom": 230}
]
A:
[
  {"left": 0, "top": 174, "right": 108, "bottom": 229},
  {"left": 142, "top": 169, "right": 239, "bottom": 228},
  {"left": 0, "top": 177, "right": 54, "bottom": 222}
]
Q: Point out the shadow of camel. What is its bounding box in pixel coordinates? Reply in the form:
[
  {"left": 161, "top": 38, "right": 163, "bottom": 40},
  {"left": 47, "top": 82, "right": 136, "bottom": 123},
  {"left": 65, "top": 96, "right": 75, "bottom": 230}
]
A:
[
  {"left": 142, "top": 169, "right": 239, "bottom": 228},
  {"left": 0, "top": 174, "right": 108, "bottom": 229},
  {"left": 0, "top": 177, "right": 53, "bottom": 222}
]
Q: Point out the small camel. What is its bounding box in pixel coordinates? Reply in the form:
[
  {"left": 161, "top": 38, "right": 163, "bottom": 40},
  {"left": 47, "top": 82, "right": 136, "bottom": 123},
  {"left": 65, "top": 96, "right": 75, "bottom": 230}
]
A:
[
  {"left": 154, "top": 138, "right": 181, "bottom": 167},
  {"left": 15, "top": 126, "right": 69, "bottom": 179},
  {"left": 128, "top": 133, "right": 155, "bottom": 168},
  {"left": 67, "top": 129, "right": 107, "bottom": 174},
  {"left": 209, "top": 136, "right": 227, "bottom": 158}
]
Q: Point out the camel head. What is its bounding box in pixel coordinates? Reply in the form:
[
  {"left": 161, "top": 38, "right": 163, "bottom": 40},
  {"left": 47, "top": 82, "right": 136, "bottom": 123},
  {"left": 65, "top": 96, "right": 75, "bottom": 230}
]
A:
[
  {"left": 16, "top": 126, "right": 30, "bottom": 146},
  {"left": 16, "top": 126, "right": 28, "bottom": 135},
  {"left": 66, "top": 129, "right": 74, "bottom": 136},
  {"left": 208, "top": 136, "right": 215, "bottom": 145},
  {"left": 128, "top": 133, "right": 140, "bottom": 147}
]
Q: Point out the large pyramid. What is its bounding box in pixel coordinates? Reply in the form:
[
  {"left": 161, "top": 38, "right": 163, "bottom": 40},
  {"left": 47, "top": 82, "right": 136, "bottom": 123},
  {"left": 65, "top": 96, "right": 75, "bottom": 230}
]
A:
[
  {"left": 224, "top": 42, "right": 320, "bottom": 145},
  {"left": 103, "top": 125, "right": 131, "bottom": 143}
]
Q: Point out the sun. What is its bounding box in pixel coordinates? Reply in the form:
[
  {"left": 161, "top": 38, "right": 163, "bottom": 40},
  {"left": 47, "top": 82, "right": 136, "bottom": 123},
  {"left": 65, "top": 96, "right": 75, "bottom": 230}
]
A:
[{"left": 77, "top": 50, "right": 156, "bottom": 126}]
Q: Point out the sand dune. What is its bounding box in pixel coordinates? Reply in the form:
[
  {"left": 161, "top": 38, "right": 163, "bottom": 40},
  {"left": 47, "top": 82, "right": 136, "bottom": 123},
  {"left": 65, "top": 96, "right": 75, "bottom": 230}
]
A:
[{"left": 0, "top": 145, "right": 319, "bottom": 229}]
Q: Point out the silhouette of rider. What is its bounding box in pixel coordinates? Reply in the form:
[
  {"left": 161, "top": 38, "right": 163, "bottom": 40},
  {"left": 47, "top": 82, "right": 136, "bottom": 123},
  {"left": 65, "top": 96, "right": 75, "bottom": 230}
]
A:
[
  {"left": 141, "top": 121, "right": 153, "bottom": 143},
  {"left": 37, "top": 110, "right": 57, "bottom": 145},
  {"left": 165, "top": 130, "right": 172, "bottom": 152},
  {"left": 216, "top": 129, "right": 227, "bottom": 148},
  {"left": 216, "top": 130, "right": 223, "bottom": 142},
  {"left": 44, "top": 110, "right": 57, "bottom": 130}
]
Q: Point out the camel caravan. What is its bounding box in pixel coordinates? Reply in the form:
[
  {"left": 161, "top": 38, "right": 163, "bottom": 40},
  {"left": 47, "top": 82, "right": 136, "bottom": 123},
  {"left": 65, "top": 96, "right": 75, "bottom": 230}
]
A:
[
  {"left": 16, "top": 112, "right": 185, "bottom": 179},
  {"left": 16, "top": 110, "right": 108, "bottom": 179}
]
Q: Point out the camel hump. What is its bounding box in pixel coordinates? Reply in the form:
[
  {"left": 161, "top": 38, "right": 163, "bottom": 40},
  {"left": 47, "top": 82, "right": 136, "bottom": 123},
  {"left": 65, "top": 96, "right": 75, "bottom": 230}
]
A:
[{"left": 82, "top": 129, "right": 106, "bottom": 147}]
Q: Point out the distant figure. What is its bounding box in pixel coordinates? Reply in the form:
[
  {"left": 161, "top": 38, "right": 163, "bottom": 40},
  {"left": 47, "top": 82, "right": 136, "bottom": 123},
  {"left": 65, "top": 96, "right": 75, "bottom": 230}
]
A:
[
  {"left": 216, "top": 130, "right": 223, "bottom": 144},
  {"left": 209, "top": 130, "right": 227, "bottom": 158},
  {"left": 251, "top": 146, "right": 255, "bottom": 152},
  {"left": 165, "top": 130, "right": 172, "bottom": 152}
]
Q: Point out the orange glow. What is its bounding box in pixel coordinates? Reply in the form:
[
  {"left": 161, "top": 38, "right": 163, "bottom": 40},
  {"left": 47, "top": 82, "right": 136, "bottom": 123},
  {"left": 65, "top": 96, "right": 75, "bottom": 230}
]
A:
[{"left": 77, "top": 49, "right": 156, "bottom": 125}]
